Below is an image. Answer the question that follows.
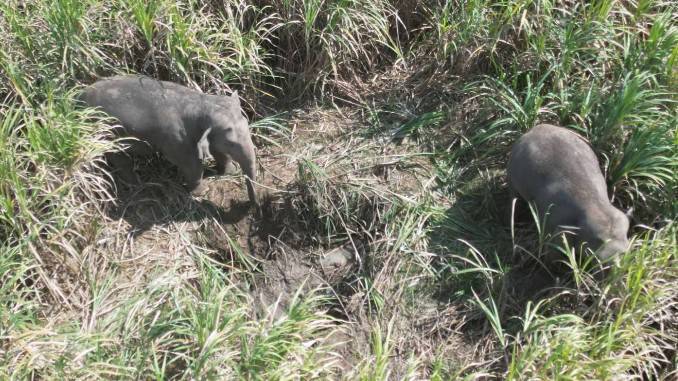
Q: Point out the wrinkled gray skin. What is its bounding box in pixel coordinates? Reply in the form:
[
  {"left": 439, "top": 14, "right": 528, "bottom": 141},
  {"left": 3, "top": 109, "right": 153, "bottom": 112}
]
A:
[
  {"left": 507, "top": 124, "right": 630, "bottom": 261},
  {"left": 79, "top": 75, "right": 258, "bottom": 207}
]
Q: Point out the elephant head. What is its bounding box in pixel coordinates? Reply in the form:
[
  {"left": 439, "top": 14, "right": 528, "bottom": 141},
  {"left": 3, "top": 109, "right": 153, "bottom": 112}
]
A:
[{"left": 206, "top": 92, "right": 259, "bottom": 210}]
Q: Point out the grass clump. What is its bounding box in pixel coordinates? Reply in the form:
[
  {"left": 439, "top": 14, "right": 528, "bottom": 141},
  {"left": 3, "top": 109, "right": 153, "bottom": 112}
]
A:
[
  {"left": 1, "top": 0, "right": 676, "bottom": 379},
  {"left": 506, "top": 224, "right": 678, "bottom": 379}
]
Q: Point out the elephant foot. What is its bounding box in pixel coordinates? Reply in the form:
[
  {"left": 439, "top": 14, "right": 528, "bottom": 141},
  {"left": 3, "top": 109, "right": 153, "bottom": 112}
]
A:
[
  {"left": 190, "top": 182, "right": 209, "bottom": 197},
  {"left": 216, "top": 161, "right": 237, "bottom": 176}
]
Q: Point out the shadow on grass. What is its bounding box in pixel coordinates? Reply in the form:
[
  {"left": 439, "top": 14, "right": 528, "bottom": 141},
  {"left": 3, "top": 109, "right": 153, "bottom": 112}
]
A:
[{"left": 426, "top": 172, "right": 561, "bottom": 322}]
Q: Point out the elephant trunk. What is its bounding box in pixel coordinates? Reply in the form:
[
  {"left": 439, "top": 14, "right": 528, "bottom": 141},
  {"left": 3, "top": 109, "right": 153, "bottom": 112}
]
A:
[
  {"left": 237, "top": 140, "right": 259, "bottom": 212},
  {"left": 244, "top": 164, "right": 258, "bottom": 207}
]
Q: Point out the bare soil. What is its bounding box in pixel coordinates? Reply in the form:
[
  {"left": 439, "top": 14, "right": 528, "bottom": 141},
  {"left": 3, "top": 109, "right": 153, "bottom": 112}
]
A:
[{"left": 95, "top": 105, "right": 483, "bottom": 376}]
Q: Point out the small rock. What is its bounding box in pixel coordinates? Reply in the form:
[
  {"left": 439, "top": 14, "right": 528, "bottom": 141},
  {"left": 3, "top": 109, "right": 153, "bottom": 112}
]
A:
[{"left": 320, "top": 246, "right": 354, "bottom": 270}]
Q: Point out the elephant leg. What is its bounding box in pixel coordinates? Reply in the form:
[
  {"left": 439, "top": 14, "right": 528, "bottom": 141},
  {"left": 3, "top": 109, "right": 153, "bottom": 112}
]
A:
[
  {"left": 105, "top": 151, "right": 139, "bottom": 185},
  {"left": 212, "top": 151, "right": 236, "bottom": 175},
  {"left": 225, "top": 137, "right": 258, "bottom": 208},
  {"left": 164, "top": 145, "right": 206, "bottom": 195},
  {"left": 198, "top": 135, "right": 212, "bottom": 161}
]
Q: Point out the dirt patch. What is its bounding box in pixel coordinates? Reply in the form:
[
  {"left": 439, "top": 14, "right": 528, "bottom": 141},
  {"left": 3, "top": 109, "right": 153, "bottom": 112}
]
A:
[{"left": 93, "top": 105, "right": 483, "bottom": 376}]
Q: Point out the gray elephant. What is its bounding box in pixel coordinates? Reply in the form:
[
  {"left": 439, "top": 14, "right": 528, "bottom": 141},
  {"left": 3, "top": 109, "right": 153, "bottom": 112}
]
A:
[
  {"left": 507, "top": 124, "right": 630, "bottom": 261},
  {"left": 78, "top": 75, "right": 258, "bottom": 208}
]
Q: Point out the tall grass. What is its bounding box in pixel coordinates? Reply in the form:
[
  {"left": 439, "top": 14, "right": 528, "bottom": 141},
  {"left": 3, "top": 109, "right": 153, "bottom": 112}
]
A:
[
  {"left": 505, "top": 224, "right": 677, "bottom": 380},
  {"left": 0, "top": 0, "right": 676, "bottom": 378},
  {"left": 1, "top": 0, "right": 404, "bottom": 101},
  {"left": 432, "top": 1, "right": 677, "bottom": 219}
]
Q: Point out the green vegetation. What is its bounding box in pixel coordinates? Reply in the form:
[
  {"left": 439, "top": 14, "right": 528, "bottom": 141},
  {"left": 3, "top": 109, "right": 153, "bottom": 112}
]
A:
[{"left": 1, "top": 0, "right": 676, "bottom": 379}]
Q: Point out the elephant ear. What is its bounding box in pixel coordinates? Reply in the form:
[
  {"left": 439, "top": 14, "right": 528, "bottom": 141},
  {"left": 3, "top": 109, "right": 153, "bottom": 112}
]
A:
[{"left": 230, "top": 90, "right": 240, "bottom": 107}]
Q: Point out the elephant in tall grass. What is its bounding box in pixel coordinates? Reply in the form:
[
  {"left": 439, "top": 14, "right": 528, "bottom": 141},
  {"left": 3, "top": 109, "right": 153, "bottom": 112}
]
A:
[
  {"left": 79, "top": 75, "right": 258, "bottom": 208},
  {"left": 508, "top": 124, "right": 630, "bottom": 261}
]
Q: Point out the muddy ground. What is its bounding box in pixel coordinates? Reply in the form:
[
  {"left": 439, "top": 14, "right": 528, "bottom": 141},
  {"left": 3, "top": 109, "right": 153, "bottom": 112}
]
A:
[{"left": 88, "top": 104, "right": 525, "bottom": 376}]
